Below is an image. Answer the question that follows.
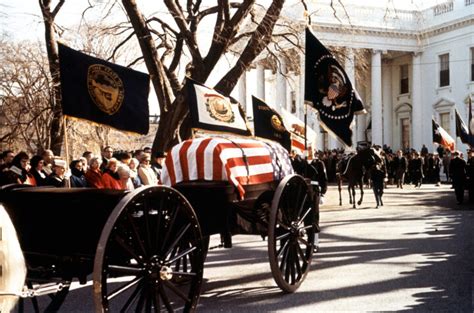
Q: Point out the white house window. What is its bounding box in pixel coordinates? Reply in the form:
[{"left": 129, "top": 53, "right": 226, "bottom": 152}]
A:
[
  {"left": 401, "top": 118, "right": 410, "bottom": 149},
  {"left": 320, "top": 127, "right": 328, "bottom": 151},
  {"left": 439, "top": 112, "right": 451, "bottom": 136},
  {"left": 439, "top": 53, "right": 450, "bottom": 87},
  {"left": 400, "top": 64, "right": 409, "bottom": 94}
]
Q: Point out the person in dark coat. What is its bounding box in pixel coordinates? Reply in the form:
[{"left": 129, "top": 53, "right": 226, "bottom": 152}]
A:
[
  {"left": 449, "top": 151, "right": 467, "bottom": 204},
  {"left": 100, "top": 146, "right": 114, "bottom": 172},
  {"left": 290, "top": 152, "right": 305, "bottom": 176},
  {"left": 151, "top": 151, "right": 167, "bottom": 182},
  {"left": 371, "top": 160, "right": 387, "bottom": 208},
  {"left": 0, "top": 150, "right": 15, "bottom": 172},
  {"left": 431, "top": 153, "right": 441, "bottom": 186},
  {"left": 410, "top": 152, "right": 424, "bottom": 187},
  {"left": 69, "top": 159, "right": 88, "bottom": 188},
  {"left": 0, "top": 151, "right": 30, "bottom": 185},
  {"left": 466, "top": 149, "right": 474, "bottom": 204},
  {"left": 394, "top": 150, "right": 407, "bottom": 188},
  {"left": 310, "top": 155, "right": 328, "bottom": 201}
]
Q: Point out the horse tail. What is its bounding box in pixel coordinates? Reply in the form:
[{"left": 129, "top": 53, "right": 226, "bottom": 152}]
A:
[{"left": 0, "top": 204, "right": 27, "bottom": 312}]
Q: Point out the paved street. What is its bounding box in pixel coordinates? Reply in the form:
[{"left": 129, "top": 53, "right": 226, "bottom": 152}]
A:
[{"left": 18, "top": 183, "right": 474, "bottom": 312}]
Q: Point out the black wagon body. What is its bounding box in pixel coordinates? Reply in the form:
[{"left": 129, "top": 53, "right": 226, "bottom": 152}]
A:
[{"left": 0, "top": 173, "right": 319, "bottom": 312}]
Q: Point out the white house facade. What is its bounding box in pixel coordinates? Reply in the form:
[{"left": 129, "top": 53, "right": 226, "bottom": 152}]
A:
[{"left": 231, "top": 0, "right": 474, "bottom": 153}]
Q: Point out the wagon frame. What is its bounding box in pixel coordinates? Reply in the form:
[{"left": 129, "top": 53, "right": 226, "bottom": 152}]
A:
[{"left": 1, "top": 172, "right": 319, "bottom": 312}]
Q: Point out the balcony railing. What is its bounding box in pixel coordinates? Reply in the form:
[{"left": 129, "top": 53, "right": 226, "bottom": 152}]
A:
[{"left": 433, "top": 1, "right": 454, "bottom": 15}]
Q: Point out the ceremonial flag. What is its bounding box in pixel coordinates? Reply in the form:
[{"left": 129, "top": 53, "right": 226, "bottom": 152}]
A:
[
  {"left": 281, "top": 109, "right": 317, "bottom": 155},
  {"left": 252, "top": 96, "right": 291, "bottom": 151},
  {"left": 58, "top": 43, "right": 150, "bottom": 134},
  {"left": 469, "top": 97, "right": 474, "bottom": 146},
  {"left": 432, "top": 118, "right": 455, "bottom": 151},
  {"left": 455, "top": 109, "right": 473, "bottom": 145},
  {"left": 187, "top": 78, "right": 251, "bottom": 136},
  {"left": 304, "top": 28, "right": 365, "bottom": 147}
]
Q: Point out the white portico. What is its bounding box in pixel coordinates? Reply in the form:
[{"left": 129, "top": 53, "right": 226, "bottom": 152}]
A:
[{"left": 234, "top": 0, "right": 474, "bottom": 153}]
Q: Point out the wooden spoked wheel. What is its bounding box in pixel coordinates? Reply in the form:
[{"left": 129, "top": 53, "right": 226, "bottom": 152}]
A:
[
  {"left": 93, "top": 186, "right": 204, "bottom": 312},
  {"left": 268, "top": 175, "right": 316, "bottom": 293}
]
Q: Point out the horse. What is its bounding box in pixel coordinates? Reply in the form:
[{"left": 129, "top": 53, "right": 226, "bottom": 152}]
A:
[{"left": 336, "top": 147, "right": 383, "bottom": 208}]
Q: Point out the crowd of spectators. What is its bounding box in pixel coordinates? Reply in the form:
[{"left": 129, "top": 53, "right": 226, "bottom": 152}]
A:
[
  {"left": 0, "top": 146, "right": 167, "bottom": 191},
  {"left": 305, "top": 144, "right": 474, "bottom": 204},
  {"left": 1, "top": 143, "right": 473, "bottom": 203}
]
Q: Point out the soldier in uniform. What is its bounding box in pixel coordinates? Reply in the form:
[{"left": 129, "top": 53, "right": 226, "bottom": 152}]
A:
[
  {"left": 467, "top": 149, "right": 474, "bottom": 204},
  {"left": 449, "top": 151, "right": 467, "bottom": 204}
]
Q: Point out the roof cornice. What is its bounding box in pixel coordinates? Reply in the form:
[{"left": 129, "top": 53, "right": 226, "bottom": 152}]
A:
[{"left": 310, "top": 15, "right": 473, "bottom": 40}]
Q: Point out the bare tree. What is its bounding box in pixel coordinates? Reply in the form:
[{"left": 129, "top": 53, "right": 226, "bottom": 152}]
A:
[
  {"left": 117, "top": 0, "right": 303, "bottom": 153},
  {"left": 0, "top": 41, "right": 55, "bottom": 154}
]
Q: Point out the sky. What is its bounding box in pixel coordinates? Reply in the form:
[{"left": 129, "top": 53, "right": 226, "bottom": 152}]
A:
[{"left": 1, "top": 0, "right": 444, "bottom": 42}]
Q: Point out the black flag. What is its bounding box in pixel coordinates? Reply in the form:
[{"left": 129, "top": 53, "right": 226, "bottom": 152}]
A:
[
  {"left": 58, "top": 43, "right": 150, "bottom": 134},
  {"left": 187, "top": 78, "right": 251, "bottom": 136},
  {"left": 455, "top": 109, "right": 473, "bottom": 145},
  {"left": 252, "top": 96, "right": 291, "bottom": 151},
  {"left": 469, "top": 97, "right": 474, "bottom": 146},
  {"left": 304, "top": 28, "right": 365, "bottom": 147}
]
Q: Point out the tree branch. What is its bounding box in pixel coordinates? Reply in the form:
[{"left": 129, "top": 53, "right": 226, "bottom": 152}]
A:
[
  {"left": 214, "top": 0, "right": 286, "bottom": 94},
  {"left": 163, "top": 0, "right": 202, "bottom": 64}
]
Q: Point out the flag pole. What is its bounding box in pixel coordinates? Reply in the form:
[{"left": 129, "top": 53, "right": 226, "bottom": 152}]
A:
[
  {"left": 469, "top": 97, "right": 472, "bottom": 150},
  {"left": 63, "top": 115, "right": 71, "bottom": 188}
]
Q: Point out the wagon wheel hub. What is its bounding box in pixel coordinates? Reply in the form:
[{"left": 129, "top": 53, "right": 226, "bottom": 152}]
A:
[{"left": 159, "top": 266, "right": 173, "bottom": 281}]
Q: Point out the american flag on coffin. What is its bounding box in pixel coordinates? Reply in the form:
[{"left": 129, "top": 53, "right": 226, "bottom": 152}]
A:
[{"left": 161, "top": 137, "right": 293, "bottom": 198}]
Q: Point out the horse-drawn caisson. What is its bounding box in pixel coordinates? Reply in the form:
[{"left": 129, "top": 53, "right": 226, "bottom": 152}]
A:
[{"left": 0, "top": 136, "right": 319, "bottom": 312}]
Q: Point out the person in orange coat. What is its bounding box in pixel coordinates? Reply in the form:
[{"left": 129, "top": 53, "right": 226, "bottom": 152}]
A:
[
  {"left": 101, "top": 158, "right": 122, "bottom": 190},
  {"left": 85, "top": 156, "right": 104, "bottom": 188}
]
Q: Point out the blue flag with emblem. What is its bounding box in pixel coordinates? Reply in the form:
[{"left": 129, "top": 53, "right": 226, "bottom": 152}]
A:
[
  {"left": 58, "top": 43, "right": 150, "bottom": 134},
  {"left": 252, "top": 96, "right": 291, "bottom": 151}
]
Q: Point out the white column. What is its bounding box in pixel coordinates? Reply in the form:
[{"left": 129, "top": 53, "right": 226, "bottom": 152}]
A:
[
  {"left": 382, "top": 60, "right": 392, "bottom": 147},
  {"left": 238, "top": 71, "right": 248, "bottom": 116},
  {"left": 412, "top": 52, "right": 423, "bottom": 150},
  {"left": 276, "top": 59, "right": 287, "bottom": 112},
  {"left": 256, "top": 64, "right": 265, "bottom": 100},
  {"left": 371, "top": 50, "right": 383, "bottom": 146}
]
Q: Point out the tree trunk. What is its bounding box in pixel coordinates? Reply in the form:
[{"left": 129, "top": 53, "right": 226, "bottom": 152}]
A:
[
  {"left": 39, "top": 0, "right": 64, "bottom": 156},
  {"left": 122, "top": 0, "right": 175, "bottom": 153}
]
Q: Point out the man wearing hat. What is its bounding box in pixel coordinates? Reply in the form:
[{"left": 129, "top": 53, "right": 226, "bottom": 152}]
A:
[
  {"left": 151, "top": 151, "right": 167, "bottom": 182},
  {"left": 45, "top": 159, "right": 69, "bottom": 187},
  {"left": 449, "top": 151, "right": 467, "bottom": 204}
]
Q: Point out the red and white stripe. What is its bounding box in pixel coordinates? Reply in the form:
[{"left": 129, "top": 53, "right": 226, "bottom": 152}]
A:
[{"left": 162, "top": 137, "right": 276, "bottom": 198}]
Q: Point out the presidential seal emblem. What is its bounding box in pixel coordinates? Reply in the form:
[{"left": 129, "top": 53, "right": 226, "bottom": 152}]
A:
[
  {"left": 87, "top": 64, "right": 124, "bottom": 115},
  {"left": 271, "top": 114, "right": 286, "bottom": 132},
  {"left": 205, "top": 94, "right": 235, "bottom": 123}
]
